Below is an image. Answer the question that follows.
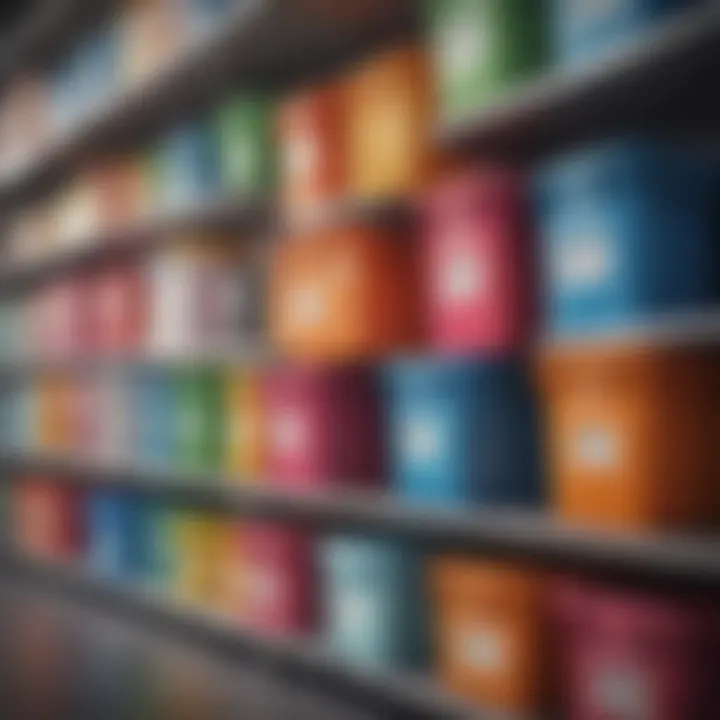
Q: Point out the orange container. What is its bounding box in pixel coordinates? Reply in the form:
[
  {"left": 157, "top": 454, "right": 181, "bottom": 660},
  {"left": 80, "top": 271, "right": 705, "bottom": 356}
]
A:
[
  {"left": 270, "top": 225, "right": 420, "bottom": 361},
  {"left": 90, "top": 156, "right": 149, "bottom": 234},
  {"left": 278, "top": 81, "right": 346, "bottom": 223},
  {"left": 347, "top": 43, "right": 434, "bottom": 198},
  {"left": 540, "top": 343, "right": 720, "bottom": 531},
  {"left": 35, "top": 374, "right": 77, "bottom": 455},
  {"left": 430, "top": 558, "right": 550, "bottom": 714},
  {"left": 225, "top": 369, "right": 266, "bottom": 481}
]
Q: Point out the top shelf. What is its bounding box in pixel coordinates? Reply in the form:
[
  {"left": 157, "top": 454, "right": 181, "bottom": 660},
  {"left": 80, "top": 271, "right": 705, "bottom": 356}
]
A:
[
  {"left": 0, "top": 0, "right": 416, "bottom": 210},
  {"left": 438, "top": 5, "right": 720, "bottom": 158}
]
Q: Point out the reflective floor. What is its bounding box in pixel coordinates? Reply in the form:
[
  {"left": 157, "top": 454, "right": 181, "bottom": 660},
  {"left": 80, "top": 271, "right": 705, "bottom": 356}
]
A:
[{"left": 0, "top": 580, "right": 380, "bottom": 720}]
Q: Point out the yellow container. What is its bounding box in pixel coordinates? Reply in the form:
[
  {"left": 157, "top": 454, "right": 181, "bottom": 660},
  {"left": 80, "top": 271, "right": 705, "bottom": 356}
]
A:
[
  {"left": 347, "top": 43, "right": 435, "bottom": 198},
  {"left": 224, "top": 369, "right": 265, "bottom": 480},
  {"left": 36, "top": 374, "right": 75, "bottom": 455},
  {"left": 173, "top": 511, "right": 219, "bottom": 608}
]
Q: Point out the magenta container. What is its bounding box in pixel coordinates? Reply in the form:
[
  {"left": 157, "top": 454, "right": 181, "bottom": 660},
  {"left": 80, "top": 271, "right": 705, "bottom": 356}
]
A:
[
  {"left": 421, "top": 168, "right": 536, "bottom": 354},
  {"left": 554, "top": 580, "right": 720, "bottom": 720},
  {"left": 263, "top": 367, "right": 384, "bottom": 489},
  {"left": 243, "top": 523, "right": 316, "bottom": 636}
]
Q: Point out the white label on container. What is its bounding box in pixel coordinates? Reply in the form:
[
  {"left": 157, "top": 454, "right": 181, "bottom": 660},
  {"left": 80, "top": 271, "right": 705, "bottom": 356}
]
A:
[
  {"left": 441, "top": 249, "right": 487, "bottom": 303},
  {"left": 457, "top": 626, "right": 508, "bottom": 673},
  {"left": 575, "top": 427, "right": 619, "bottom": 470},
  {"left": 592, "top": 664, "right": 651, "bottom": 720},
  {"left": 403, "top": 417, "right": 443, "bottom": 463},
  {"left": 336, "top": 592, "right": 377, "bottom": 634},
  {"left": 555, "top": 234, "right": 614, "bottom": 290},
  {"left": 286, "top": 133, "right": 318, "bottom": 181},
  {"left": 290, "top": 286, "right": 325, "bottom": 328},
  {"left": 273, "top": 411, "right": 307, "bottom": 455},
  {"left": 441, "top": 5, "right": 491, "bottom": 82}
]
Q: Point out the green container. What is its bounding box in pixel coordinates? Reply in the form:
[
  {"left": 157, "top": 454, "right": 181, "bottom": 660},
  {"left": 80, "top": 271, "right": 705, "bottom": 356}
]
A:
[
  {"left": 176, "top": 368, "right": 224, "bottom": 474},
  {"left": 427, "top": 0, "right": 548, "bottom": 121},
  {"left": 216, "top": 94, "right": 275, "bottom": 194}
]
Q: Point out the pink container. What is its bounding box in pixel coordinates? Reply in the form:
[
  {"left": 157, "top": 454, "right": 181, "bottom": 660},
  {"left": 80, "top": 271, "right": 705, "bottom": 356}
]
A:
[
  {"left": 421, "top": 168, "right": 535, "bottom": 353},
  {"left": 554, "top": 580, "right": 720, "bottom": 720},
  {"left": 263, "top": 367, "right": 384, "bottom": 489},
  {"left": 242, "top": 523, "right": 316, "bottom": 635}
]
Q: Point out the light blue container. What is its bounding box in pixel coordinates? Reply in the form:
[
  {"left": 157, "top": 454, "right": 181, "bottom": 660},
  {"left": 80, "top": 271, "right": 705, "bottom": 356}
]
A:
[
  {"left": 184, "top": 0, "right": 238, "bottom": 36},
  {"left": 74, "top": 25, "right": 119, "bottom": 117},
  {"left": 157, "top": 120, "right": 222, "bottom": 210},
  {"left": 384, "top": 358, "right": 542, "bottom": 507},
  {"left": 319, "top": 536, "right": 429, "bottom": 670},
  {"left": 86, "top": 491, "right": 143, "bottom": 581},
  {"left": 9, "top": 380, "right": 34, "bottom": 453},
  {"left": 551, "top": 0, "right": 699, "bottom": 65},
  {"left": 132, "top": 369, "right": 178, "bottom": 470},
  {"left": 536, "top": 139, "right": 718, "bottom": 338}
]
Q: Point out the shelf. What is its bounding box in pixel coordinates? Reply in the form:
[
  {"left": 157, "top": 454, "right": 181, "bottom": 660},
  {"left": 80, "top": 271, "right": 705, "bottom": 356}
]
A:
[
  {"left": 0, "top": 193, "right": 271, "bottom": 294},
  {"left": 0, "top": 0, "right": 416, "bottom": 210},
  {"left": 2, "top": 552, "right": 485, "bottom": 720},
  {"left": 2, "top": 455, "right": 718, "bottom": 590},
  {"left": 438, "top": 5, "right": 720, "bottom": 158}
]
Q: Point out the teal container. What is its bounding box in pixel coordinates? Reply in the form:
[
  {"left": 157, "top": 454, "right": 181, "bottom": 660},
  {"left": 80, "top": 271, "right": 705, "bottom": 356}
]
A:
[
  {"left": 319, "top": 536, "right": 429, "bottom": 670},
  {"left": 216, "top": 94, "right": 275, "bottom": 194},
  {"left": 427, "top": 0, "right": 548, "bottom": 122},
  {"left": 176, "top": 367, "right": 224, "bottom": 474}
]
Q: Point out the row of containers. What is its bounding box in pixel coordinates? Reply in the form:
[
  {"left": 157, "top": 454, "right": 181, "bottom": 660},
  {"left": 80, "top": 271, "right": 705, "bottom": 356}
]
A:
[
  {"left": 2, "top": 352, "right": 719, "bottom": 533},
  {"left": 2, "top": 133, "right": 720, "bottom": 353},
  {"left": 2, "top": 0, "right": 716, "bottom": 244},
  {"left": 8, "top": 479, "right": 720, "bottom": 719}
]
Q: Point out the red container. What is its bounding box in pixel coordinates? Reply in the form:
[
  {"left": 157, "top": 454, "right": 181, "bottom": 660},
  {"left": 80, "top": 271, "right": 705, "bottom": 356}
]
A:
[
  {"left": 554, "top": 580, "right": 720, "bottom": 720},
  {"left": 263, "top": 366, "right": 384, "bottom": 490},
  {"left": 242, "top": 523, "right": 316, "bottom": 635},
  {"left": 90, "top": 263, "right": 147, "bottom": 354},
  {"left": 13, "top": 480, "right": 84, "bottom": 562},
  {"left": 422, "top": 168, "right": 535, "bottom": 353}
]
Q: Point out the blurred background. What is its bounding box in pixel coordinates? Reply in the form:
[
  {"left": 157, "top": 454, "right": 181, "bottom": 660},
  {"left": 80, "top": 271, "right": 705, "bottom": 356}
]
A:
[{"left": 0, "top": 0, "right": 718, "bottom": 718}]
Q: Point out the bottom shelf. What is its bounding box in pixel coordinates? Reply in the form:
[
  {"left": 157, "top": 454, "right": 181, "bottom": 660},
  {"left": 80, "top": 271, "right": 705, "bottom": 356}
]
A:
[{"left": 1, "top": 550, "right": 493, "bottom": 720}]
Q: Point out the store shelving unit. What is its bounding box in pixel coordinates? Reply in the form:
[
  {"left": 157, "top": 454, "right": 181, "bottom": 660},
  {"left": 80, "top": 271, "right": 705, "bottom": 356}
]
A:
[
  {"left": 1, "top": 455, "right": 718, "bottom": 591},
  {"left": 2, "top": 2, "right": 720, "bottom": 719}
]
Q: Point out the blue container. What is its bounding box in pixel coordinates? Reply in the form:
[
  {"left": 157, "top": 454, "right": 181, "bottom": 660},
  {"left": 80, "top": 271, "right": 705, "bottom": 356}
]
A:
[
  {"left": 158, "top": 120, "right": 222, "bottom": 210},
  {"left": 384, "top": 358, "right": 541, "bottom": 507},
  {"left": 132, "top": 369, "right": 177, "bottom": 470},
  {"left": 319, "top": 536, "right": 428, "bottom": 670},
  {"left": 552, "top": 0, "right": 698, "bottom": 65},
  {"left": 86, "top": 491, "right": 144, "bottom": 581},
  {"left": 10, "top": 380, "right": 34, "bottom": 453},
  {"left": 74, "top": 25, "right": 119, "bottom": 117},
  {"left": 536, "top": 139, "right": 718, "bottom": 337}
]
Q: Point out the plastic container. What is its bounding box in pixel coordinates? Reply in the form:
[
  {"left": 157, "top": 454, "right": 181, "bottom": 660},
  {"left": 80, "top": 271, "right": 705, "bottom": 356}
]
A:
[
  {"left": 422, "top": 167, "right": 536, "bottom": 353},
  {"left": 346, "top": 43, "right": 434, "bottom": 198},
  {"left": 270, "top": 225, "right": 419, "bottom": 361},
  {"left": 133, "top": 369, "right": 178, "bottom": 470},
  {"left": 216, "top": 94, "right": 275, "bottom": 194},
  {"left": 92, "top": 369, "right": 133, "bottom": 467},
  {"left": 35, "top": 373, "right": 78, "bottom": 456},
  {"left": 172, "top": 510, "right": 220, "bottom": 606},
  {"left": 551, "top": 0, "right": 699, "bottom": 66},
  {"left": 224, "top": 369, "right": 265, "bottom": 480},
  {"left": 86, "top": 491, "right": 142, "bottom": 580},
  {"left": 90, "top": 156, "right": 149, "bottom": 234},
  {"left": 90, "top": 263, "right": 147, "bottom": 354},
  {"left": 278, "top": 82, "right": 345, "bottom": 223},
  {"left": 176, "top": 367, "right": 224, "bottom": 473},
  {"left": 156, "top": 120, "right": 221, "bottom": 211},
  {"left": 385, "top": 358, "right": 541, "bottom": 506},
  {"left": 427, "top": 0, "right": 547, "bottom": 122},
  {"left": 263, "top": 366, "right": 384, "bottom": 490},
  {"left": 319, "top": 536, "right": 428, "bottom": 669},
  {"left": 539, "top": 343, "right": 720, "bottom": 531},
  {"left": 554, "top": 580, "right": 720, "bottom": 720},
  {"left": 536, "top": 140, "right": 718, "bottom": 338},
  {"left": 243, "top": 523, "right": 316, "bottom": 635},
  {"left": 430, "top": 558, "right": 549, "bottom": 713},
  {"left": 214, "top": 521, "right": 245, "bottom": 619}
]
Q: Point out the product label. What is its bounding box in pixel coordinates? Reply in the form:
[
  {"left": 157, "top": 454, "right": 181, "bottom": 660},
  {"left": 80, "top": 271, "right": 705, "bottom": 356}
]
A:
[
  {"left": 575, "top": 426, "right": 619, "bottom": 470},
  {"left": 249, "top": 567, "right": 280, "bottom": 607},
  {"left": 440, "top": 3, "right": 491, "bottom": 83},
  {"left": 273, "top": 411, "right": 307, "bottom": 456},
  {"left": 592, "top": 663, "right": 651, "bottom": 720},
  {"left": 441, "top": 247, "right": 487, "bottom": 304},
  {"left": 288, "top": 286, "right": 325, "bottom": 329},
  {"left": 456, "top": 625, "right": 508, "bottom": 673},
  {"left": 336, "top": 591, "right": 377, "bottom": 635},
  {"left": 402, "top": 416, "right": 443, "bottom": 463},
  {"left": 555, "top": 233, "right": 614, "bottom": 290},
  {"left": 286, "top": 132, "right": 318, "bottom": 182}
]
